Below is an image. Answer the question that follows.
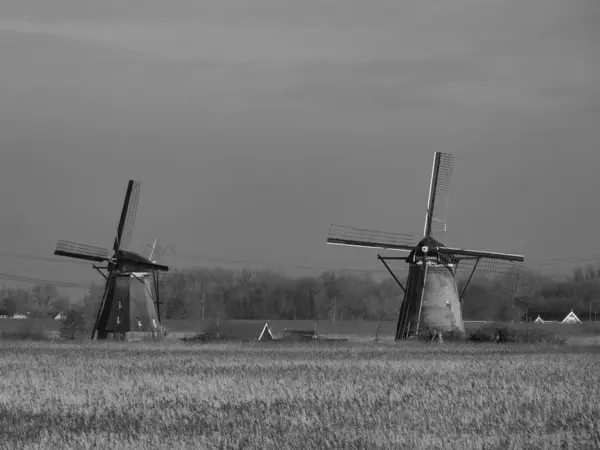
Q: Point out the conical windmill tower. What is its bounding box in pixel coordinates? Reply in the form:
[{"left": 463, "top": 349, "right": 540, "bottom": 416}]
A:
[
  {"left": 327, "top": 152, "right": 524, "bottom": 340},
  {"left": 53, "top": 180, "right": 169, "bottom": 340}
]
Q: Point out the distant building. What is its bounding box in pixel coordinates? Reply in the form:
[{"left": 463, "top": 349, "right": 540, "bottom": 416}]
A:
[
  {"left": 206, "top": 320, "right": 275, "bottom": 341},
  {"left": 526, "top": 311, "right": 572, "bottom": 323},
  {"left": 561, "top": 310, "right": 582, "bottom": 324},
  {"left": 529, "top": 309, "right": 582, "bottom": 324}
]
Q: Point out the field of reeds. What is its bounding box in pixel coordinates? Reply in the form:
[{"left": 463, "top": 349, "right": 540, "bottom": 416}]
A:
[{"left": 1, "top": 340, "right": 600, "bottom": 449}]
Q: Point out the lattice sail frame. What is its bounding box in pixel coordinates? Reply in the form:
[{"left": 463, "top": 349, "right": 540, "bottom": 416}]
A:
[
  {"left": 114, "top": 180, "right": 141, "bottom": 251},
  {"left": 54, "top": 240, "right": 109, "bottom": 263},
  {"left": 454, "top": 255, "right": 523, "bottom": 277},
  {"left": 424, "top": 152, "right": 454, "bottom": 239},
  {"left": 327, "top": 224, "right": 415, "bottom": 251}
]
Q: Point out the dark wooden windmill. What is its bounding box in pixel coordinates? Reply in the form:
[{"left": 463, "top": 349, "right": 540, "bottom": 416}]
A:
[
  {"left": 327, "top": 152, "right": 524, "bottom": 340},
  {"left": 53, "top": 180, "right": 169, "bottom": 340}
]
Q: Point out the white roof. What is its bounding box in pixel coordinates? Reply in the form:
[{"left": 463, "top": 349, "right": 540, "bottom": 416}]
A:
[
  {"left": 561, "top": 310, "right": 582, "bottom": 324},
  {"left": 258, "top": 322, "right": 275, "bottom": 341}
]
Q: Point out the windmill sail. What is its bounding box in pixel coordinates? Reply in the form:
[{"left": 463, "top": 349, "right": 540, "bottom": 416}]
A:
[
  {"left": 439, "top": 247, "right": 524, "bottom": 262},
  {"left": 327, "top": 224, "right": 414, "bottom": 252},
  {"left": 424, "top": 152, "right": 454, "bottom": 238},
  {"left": 113, "top": 180, "right": 141, "bottom": 251},
  {"left": 54, "top": 240, "right": 109, "bottom": 263},
  {"left": 435, "top": 246, "right": 524, "bottom": 276}
]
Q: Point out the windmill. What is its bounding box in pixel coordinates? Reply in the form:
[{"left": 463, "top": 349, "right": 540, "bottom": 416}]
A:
[
  {"left": 326, "top": 152, "right": 524, "bottom": 340},
  {"left": 53, "top": 180, "right": 169, "bottom": 340}
]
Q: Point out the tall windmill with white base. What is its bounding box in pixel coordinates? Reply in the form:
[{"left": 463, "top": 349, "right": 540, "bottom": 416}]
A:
[{"left": 327, "top": 152, "right": 524, "bottom": 340}]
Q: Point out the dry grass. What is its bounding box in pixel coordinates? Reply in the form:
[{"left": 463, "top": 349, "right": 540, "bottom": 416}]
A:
[{"left": 1, "top": 341, "right": 600, "bottom": 449}]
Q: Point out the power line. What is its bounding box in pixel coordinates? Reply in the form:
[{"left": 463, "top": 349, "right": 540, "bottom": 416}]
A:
[
  {"left": 0, "top": 272, "right": 90, "bottom": 289},
  {"left": 166, "top": 250, "right": 394, "bottom": 275},
  {"left": 0, "top": 248, "right": 394, "bottom": 275},
  {"left": 539, "top": 254, "right": 600, "bottom": 267},
  {"left": 0, "top": 250, "right": 91, "bottom": 266}
]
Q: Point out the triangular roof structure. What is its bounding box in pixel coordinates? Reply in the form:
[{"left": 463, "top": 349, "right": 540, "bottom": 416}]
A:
[
  {"left": 561, "top": 310, "right": 582, "bottom": 324},
  {"left": 207, "top": 320, "right": 275, "bottom": 341},
  {"left": 533, "top": 315, "right": 545, "bottom": 324},
  {"left": 258, "top": 322, "right": 275, "bottom": 341},
  {"left": 527, "top": 311, "right": 570, "bottom": 322}
]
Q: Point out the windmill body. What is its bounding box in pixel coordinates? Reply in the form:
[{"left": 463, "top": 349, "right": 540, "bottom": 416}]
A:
[
  {"left": 327, "top": 152, "right": 524, "bottom": 340},
  {"left": 396, "top": 236, "right": 464, "bottom": 338},
  {"left": 54, "top": 180, "right": 169, "bottom": 340},
  {"left": 98, "top": 272, "right": 159, "bottom": 338}
]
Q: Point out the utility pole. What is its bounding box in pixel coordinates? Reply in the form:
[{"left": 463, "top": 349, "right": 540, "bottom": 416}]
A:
[
  {"left": 202, "top": 291, "right": 205, "bottom": 321},
  {"left": 333, "top": 295, "right": 337, "bottom": 322}
]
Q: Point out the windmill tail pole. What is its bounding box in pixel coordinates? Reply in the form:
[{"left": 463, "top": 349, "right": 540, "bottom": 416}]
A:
[
  {"left": 149, "top": 238, "right": 158, "bottom": 261},
  {"left": 91, "top": 277, "right": 111, "bottom": 340},
  {"left": 415, "top": 253, "right": 429, "bottom": 337}
]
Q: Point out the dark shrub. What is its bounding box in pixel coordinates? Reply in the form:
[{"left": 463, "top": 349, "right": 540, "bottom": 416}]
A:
[
  {"left": 0, "top": 320, "right": 50, "bottom": 341},
  {"left": 59, "top": 308, "right": 90, "bottom": 340},
  {"left": 467, "top": 322, "right": 566, "bottom": 345}
]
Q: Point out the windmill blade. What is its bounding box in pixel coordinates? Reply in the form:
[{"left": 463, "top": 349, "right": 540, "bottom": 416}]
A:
[
  {"left": 327, "top": 224, "right": 415, "bottom": 252},
  {"left": 439, "top": 246, "right": 524, "bottom": 276},
  {"left": 439, "top": 246, "right": 524, "bottom": 263},
  {"left": 113, "top": 180, "right": 141, "bottom": 251},
  {"left": 54, "top": 240, "right": 109, "bottom": 263},
  {"left": 455, "top": 255, "right": 523, "bottom": 276},
  {"left": 424, "top": 152, "right": 454, "bottom": 238}
]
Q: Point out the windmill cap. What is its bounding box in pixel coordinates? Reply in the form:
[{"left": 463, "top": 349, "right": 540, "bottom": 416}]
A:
[{"left": 406, "top": 236, "right": 446, "bottom": 261}]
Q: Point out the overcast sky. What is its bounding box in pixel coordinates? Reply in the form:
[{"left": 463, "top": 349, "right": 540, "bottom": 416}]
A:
[{"left": 0, "top": 0, "right": 598, "bottom": 295}]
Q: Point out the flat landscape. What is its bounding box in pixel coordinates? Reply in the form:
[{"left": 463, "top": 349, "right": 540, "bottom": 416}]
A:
[
  {"left": 1, "top": 340, "right": 599, "bottom": 449},
  {"left": 3, "top": 318, "right": 600, "bottom": 344}
]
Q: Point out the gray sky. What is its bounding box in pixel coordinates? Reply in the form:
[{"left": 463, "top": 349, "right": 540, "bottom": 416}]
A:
[{"left": 0, "top": 0, "right": 599, "bottom": 296}]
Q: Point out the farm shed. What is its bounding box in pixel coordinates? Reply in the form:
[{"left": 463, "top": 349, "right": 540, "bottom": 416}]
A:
[
  {"left": 561, "top": 310, "right": 582, "bottom": 324},
  {"left": 280, "top": 328, "right": 318, "bottom": 342},
  {"left": 205, "top": 321, "right": 275, "bottom": 342}
]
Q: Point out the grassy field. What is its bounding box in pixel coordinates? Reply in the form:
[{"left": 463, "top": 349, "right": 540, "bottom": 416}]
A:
[{"left": 1, "top": 340, "right": 600, "bottom": 449}]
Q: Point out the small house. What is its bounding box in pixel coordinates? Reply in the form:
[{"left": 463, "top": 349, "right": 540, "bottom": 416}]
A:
[
  {"left": 561, "top": 310, "right": 582, "bottom": 325},
  {"left": 529, "top": 310, "right": 582, "bottom": 324}
]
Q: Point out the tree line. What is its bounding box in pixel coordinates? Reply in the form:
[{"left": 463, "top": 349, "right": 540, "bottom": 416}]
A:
[{"left": 1, "top": 264, "right": 600, "bottom": 322}]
